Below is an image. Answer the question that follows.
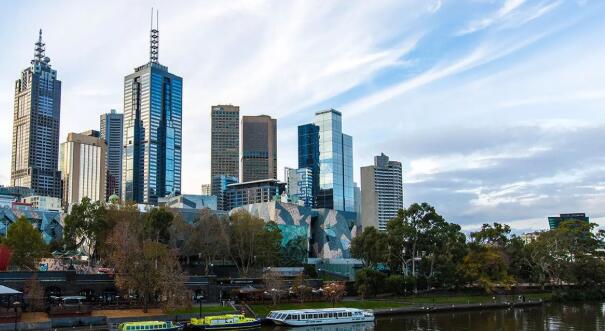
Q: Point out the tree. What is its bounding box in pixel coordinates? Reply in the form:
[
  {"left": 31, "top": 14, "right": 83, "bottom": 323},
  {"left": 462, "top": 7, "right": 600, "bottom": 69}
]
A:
[
  {"left": 350, "top": 226, "right": 388, "bottom": 268},
  {"left": 223, "top": 211, "right": 282, "bottom": 276},
  {"left": 355, "top": 268, "right": 385, "bottom": 299},
  {"left": 144, "top": 208, "right": 174, "bottom": 244},
  {"left": 463, "top": 244, "right": 514, "bottom": 293},
  {"left": 108, "top": 216, "right": 186, "bottom": 313},
  {"left": 291, "top": 273, "right": 311, "bottom": 303},
  {"left": 63, "top": 197, "right": 109, "bottom": 265},
  {"left": 263, "top": 269, "right": 285, "bottom": 305},
  {"left": 471, "top": 223, "right": 511, "bottom": 247},
  {"left": 23, "top": 274, "right": 44, "bottom": 311},
  {"left": 323, "top": 281, "right": 346, "bottom": 307},
  {"left": 5, "top": 217, "right": 47, "bottom": 269}
]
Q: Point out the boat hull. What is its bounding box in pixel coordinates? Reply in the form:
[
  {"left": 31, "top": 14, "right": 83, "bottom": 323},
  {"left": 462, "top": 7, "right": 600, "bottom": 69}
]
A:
[
  {"left": 272, "top": 316, "right": 374, "bottom": 326},
  {"left": 185, "top": 320, "right": 261, "bottom": 330}
]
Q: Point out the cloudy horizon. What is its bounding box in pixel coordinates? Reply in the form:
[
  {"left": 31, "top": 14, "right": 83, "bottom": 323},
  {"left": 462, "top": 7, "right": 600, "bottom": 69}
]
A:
[{"left": 1, "top": 0, "right": 604, "bottom": 233}]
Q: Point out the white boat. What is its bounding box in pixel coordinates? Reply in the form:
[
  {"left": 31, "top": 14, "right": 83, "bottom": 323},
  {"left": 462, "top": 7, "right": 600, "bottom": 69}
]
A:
[{"left": 267, "top": 308, "right": 375, "bottom": 326}]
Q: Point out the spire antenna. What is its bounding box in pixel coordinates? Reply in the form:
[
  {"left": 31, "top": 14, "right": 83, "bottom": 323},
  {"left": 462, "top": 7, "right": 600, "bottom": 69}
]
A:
[
  {"left": 33, "top": 29, "right": 46, "bottom": 63},
  {"left": 149, "top": 8, "right": 159, "bottom": 63}
]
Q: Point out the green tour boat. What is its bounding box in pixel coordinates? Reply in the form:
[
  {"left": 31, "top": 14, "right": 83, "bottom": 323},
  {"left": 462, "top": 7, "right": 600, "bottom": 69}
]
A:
[{"left": 118, "top": 321, "right": 180, "bottom": 331}]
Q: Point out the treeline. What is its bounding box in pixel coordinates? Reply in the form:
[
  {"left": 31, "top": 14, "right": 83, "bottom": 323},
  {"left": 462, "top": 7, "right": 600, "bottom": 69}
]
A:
[{"left": 351, "top": 203, "right": 605, "bottom": 298}]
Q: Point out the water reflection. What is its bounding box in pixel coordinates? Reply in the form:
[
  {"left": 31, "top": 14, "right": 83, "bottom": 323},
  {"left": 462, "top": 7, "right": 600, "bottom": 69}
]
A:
[{"left": 261, "top": 303, "right": 605, "bottom": 331}]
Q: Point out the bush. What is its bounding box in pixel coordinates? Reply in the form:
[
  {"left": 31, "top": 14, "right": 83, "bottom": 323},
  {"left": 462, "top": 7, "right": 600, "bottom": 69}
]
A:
[
  {"left": 386, "top": 274, "right": 416, "bottom": 295},
  {"left": 355, "top": 268, "right": 386, "bottom": 299}
]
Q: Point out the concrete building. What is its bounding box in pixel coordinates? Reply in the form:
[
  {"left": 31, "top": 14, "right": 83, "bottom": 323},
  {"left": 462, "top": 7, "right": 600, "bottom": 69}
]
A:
[
  {"left": 21, "top": 195, "right": 61, "bottom": 211},
  {"left": 200, "top": 184, "right": 211, "bottom": 196},
  {"left": 240, "top": 115, "right": 277, "bottom": 182},
  {"left": 298, "top": 109, "right": 354, "bottom": 212},
  {"left": 60, "top": 131, "right": 107, "bottom": 208},
  {"left": 211, "top": 105, "right": 239, "bottom": 195},
  {"left": 10, "top": 30, "right": 62, "bottom": 198},
  {"left": 158, "top": 194, "right": 217, "bottom": 210},
  {"left": 0, "top": 186, "right": 34, "bottom": 207},
  {"left": 225, "top": 179, "right": 285, "bottom": 210},
  {"left": 360, "top": 153, "right": 403, "bottom": 231},
  {"left": 100, "top": 109, "right": 123, "bottom": 200},
  {"left": 122, "top": 17, "right": 182, "bottom": 204},
  {"left": 548, "top": 213, "right": 589, "bottom": 229}
]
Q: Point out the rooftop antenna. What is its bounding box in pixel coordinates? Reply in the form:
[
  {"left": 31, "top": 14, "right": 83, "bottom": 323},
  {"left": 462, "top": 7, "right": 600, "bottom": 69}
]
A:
[
  {"left": 150, "top": 8, "right": 159, "bottom": 63},
  {"left": 33, "top": 29, "right": 45, "bottom": 63}
]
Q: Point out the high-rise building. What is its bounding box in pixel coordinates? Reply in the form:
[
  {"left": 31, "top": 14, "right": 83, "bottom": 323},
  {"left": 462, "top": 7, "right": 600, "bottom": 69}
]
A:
[
  {"left": 200, "top": 184, "right": 211, "bottom": 196},
  {"left": 298, "top": 109, "right": 354, "bottom": 212},
  {"left": 285, "top": 167, "right": 313, "bottom": 207},
  {"left": 240, "top": 115, "right": 277, "bottom": 182},
  {"left": 60, "top": 130, "right": 107, "bottom": 209},
  {"left": 224, "top": 179, "right": 286, "bottom": 210},
  {"left": 360, "top": 153, "right": 403, "bottom": 231},
  {"left": 100, "top": 109, "right": 123, "bottom": 200},
  {"left": 10, "top": 30, "right": 62, "bottom": 198},
  {"left": 122, "top": 13, "right": 182, "bottom": 204},
  {"left": 212, "top": 175, "right": 238, "bottom": 211},
  {"left": 548, "top": 213, "right": 589, "bottom": 230},
  {"left": 211, "top": 105, "right": 239, "bottom": 195}
]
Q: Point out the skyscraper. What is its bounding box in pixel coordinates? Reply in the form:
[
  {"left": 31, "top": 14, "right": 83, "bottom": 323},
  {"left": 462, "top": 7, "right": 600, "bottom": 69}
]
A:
[
  {"left": 298, "top": 109, "right": 354, "bottom": 212},
  {"left": 10, "top": 30, "right": 62, "bottom": 198},
  {"left": 100, "top": 109, "right": 123, "bottom": 200},
  {"left": 360, "top": 153, "right": 403, "bottom": 231},
  {"left": 285, "top": 167, "right": 313, "bottom": 207},
  {"left": 122, "top": 12, "right": 182, "bottom": 204},
  {"left": 210, "top": 105, "right": 239, "bottom": 195},
  {"left": 60, "top": 130, "right": 107, "bottom": 209},
  {"left": 240, "top": 115, "right": 277, "bottom": 182}
]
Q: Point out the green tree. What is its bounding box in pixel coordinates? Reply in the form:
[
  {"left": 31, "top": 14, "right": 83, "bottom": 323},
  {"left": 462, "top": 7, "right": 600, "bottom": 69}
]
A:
[
  {"left": 63, "top": 197, "right": 109, "bottom": 265},
  {"left": 144, "top": 207, "right": 174, "bottom": 243},
  {"left": 350, "top": 226, "right": 388, "bottom": 268},
  {"left": 355, "top": 267, "right": 385, "bottom": 299},
  {"left": 5, "top": 217, "right": 47, "bottom": 269}
]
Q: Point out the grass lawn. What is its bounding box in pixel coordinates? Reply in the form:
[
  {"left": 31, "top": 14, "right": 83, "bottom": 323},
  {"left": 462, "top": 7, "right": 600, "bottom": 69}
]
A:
[
  {"left": 169, "top": 305, "right": 237, "bottom": 315},
  {"left": 249, "top": 301, "right": 411, "bottom": 317}
]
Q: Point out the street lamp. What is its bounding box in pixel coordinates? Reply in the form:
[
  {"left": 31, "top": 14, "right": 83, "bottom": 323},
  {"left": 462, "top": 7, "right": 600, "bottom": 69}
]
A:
[
  {"left": 198, "top": 292, "right": 205, "bottom": 318},
  {"left": 12, "top": 301, "right": 20, "bottom": 331}
]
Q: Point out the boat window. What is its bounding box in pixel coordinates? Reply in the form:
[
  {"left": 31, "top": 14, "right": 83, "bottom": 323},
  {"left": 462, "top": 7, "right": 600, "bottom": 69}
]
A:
[
  {"left": 323, "top": 313, "right": 327, "bottom": 318},
  {"left": 286, "top": 315, "right": 291, "bottom": 320},
  {"left": 349, "top": 312, "right": 352, "bottom": 317}
]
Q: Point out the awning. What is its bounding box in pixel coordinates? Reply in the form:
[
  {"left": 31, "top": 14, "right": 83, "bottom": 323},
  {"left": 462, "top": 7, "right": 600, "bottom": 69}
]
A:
[{"left": 0, "top": 285, "right": 21, "bottom": 295}]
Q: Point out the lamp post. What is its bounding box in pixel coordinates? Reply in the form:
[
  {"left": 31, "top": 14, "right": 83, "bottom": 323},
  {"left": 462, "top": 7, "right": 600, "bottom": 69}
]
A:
[
  {"left": 13, "top": 300, "right": 20, "bottom": 331},
  {"left": 198, "top": 293, "right": 204, "bottom": 318}
]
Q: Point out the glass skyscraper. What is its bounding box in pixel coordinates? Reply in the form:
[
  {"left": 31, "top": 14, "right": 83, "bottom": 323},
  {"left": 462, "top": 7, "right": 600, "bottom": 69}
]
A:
[
  {"left": 100, "top": 109, "right": 123, "bottom": 200},
  {"left": 122, "top": 18, "right": 182, "bottom": 204},
  {"left": 10, "top": 30, "right": 62, "bottom": 198},
  {"left": 298, "top": 109, "right": 354, "bottom": 212}
]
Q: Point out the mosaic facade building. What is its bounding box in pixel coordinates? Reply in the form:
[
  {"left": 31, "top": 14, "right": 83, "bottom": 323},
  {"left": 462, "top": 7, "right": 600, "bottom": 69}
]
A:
[{"left": 0, "top": 204, "right": 63, "bottom": 243}]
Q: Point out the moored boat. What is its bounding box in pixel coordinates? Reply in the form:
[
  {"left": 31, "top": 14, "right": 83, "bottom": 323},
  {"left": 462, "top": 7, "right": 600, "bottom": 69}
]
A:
[
  {"left": 186, "top": 314, "right": 261, "bottom": 330},
  {"left": 118, "top": 321, "right": 180, "bottom": 331},
  {"left": 267, "top": 308, "right": 374, "bottom": 326}
]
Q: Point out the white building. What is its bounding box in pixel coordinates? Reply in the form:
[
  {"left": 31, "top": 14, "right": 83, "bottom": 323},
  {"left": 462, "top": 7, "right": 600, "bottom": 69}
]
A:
[
  {"left": 22, "top": 195, "right": 62, "bottom": 211},
  {"left": 360, "top": 153, "right": 403, "bottom": 231}
]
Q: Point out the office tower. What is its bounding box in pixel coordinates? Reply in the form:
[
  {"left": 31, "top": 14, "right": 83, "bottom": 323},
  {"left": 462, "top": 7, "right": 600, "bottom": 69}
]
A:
[
  {"left": 211, "top": 105, "right": 239, "bottom": 195},
  {"left": 60, "top": 130, "right": 107, "bottom": 208},
  {"left": 240, "top": 115, "right": 277, "bottom": 182},
  {"left": 100, "top": 109, "right": 123, "bottom": 200},
  {"left": 548, "top": 213, "right": 589, "bottom": 230},
  {"left": 360, "top": 153, "right": 403, "bottom": 231},
  {"left": 200, "top": 184, "right": 211, "bottom": 195},
  {"left": 298, "top": 109, "right": 354, "bottom": 212},
  {"left": 122, "top": 12, "right": 183, "bottom": 204},
  {"left": 10, "top": 30, "right": 62, "bottom": 198},
  {"left": 285, "top": 167, "right": 313, "bottom": 207},
  {"left": 212, "top": 175, "right": 238, "bottom": 211},
  {"left": 225, "top": 179, "right": 286, "bottom": 210}
]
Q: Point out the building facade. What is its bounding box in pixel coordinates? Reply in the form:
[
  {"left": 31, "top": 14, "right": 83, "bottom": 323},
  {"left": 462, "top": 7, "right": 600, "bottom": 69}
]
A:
[
  {"left": 21, "top": 195, "right": 62, "bottom": 211},
  {"left": 240, "top": 115, "right": 277, "bottom": 182},
  {"left": 548, "top": 213, "right": 589, "bottom": 229},
  {"left": 298, "top": 109, "right": 354, "bottom": 212},
  {"left": 100, "top": 109, "right": 123, "bottom": 200},
  {"left": 211, "top": 105, "right": 239, "bottom": 195},
  {"left": 200, "top": 184, "right": 211, "bottom": 196},
  {"left": 360, "top": 153, "right": 403, "bottom": 231},
  {"left": 285, "top": 167, "right": 313, "bottom": 207},
  {"left": 60, "top": 131, "right": 107, "bottom": 208},
  {"left": 122, "top": 20, "right": 182, "bottom": 205},
  {"left": 225, "top": 179, "right": 286, "bottom": 211},
  {"left": 212, "top": 175, "right": 238, "bottom": 211},
  {"left": 158, "top": 194, "right": 217, "bottom": 210},
  {"left": 10, "top": 30, "right": 62, "bottom": 198}
]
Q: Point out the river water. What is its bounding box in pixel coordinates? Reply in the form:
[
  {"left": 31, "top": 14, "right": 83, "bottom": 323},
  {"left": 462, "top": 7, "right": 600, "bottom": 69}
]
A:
[{"left": 260, "top": 302, "right": 605, "bottom": 330}]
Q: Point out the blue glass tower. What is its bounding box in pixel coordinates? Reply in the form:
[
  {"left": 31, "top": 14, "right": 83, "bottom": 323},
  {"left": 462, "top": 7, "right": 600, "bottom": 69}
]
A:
[
  {"left": 298, "top": 109, "right": 354, "bottom": 212},
  {"left": 122, "top": 13, "right": 182, "bottom": 204}
]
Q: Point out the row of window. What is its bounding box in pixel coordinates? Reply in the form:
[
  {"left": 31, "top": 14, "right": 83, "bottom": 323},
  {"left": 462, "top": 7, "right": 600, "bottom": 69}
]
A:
[{"left": 272, "top": 311, "right": 359, "bottom": 320}]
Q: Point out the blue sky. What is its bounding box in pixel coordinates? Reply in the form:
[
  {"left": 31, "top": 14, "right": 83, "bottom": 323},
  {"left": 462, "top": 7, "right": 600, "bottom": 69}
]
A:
[{"left": 1, "top": 0, "right": 604, "bottom": 232}]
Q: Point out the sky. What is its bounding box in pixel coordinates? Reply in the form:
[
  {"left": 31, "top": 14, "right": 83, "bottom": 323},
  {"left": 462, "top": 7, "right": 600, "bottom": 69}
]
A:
[{"left": 0, "top": 0, "right": 604, "bottom": 233}]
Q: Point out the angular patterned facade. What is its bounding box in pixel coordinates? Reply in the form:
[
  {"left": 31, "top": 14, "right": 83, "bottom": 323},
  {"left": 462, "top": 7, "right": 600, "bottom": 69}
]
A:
[
  {"left": 0, "top": 204, "right": 62, "bottom": 244},
  {"left": 234, "top": 201, "right": 360, "bottom": 260},
  {"left": 10, "top": 30, "right": 62, "bottom": 198}
]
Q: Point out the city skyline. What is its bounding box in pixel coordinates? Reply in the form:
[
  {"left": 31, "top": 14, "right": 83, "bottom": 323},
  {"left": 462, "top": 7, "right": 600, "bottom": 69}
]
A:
[{"left": 1, "top": 1, "right": 604, "bottom": 232}]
